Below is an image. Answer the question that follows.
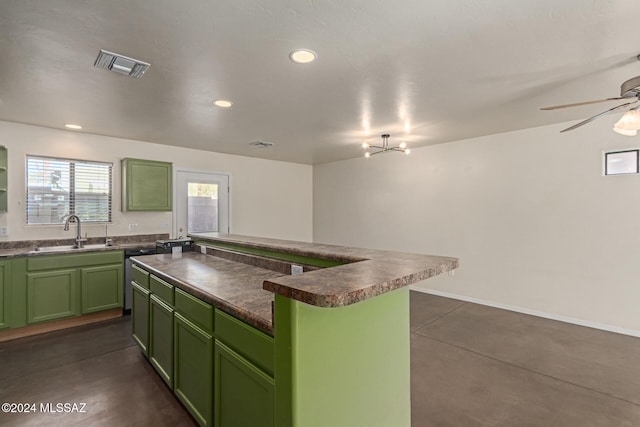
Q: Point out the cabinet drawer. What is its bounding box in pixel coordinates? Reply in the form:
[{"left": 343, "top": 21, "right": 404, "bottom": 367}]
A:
[
  {"left": 175, "top": 288, "right": 213, "bottom": 333},
  {"left": 131, "top": 264, "right": 150, "bottom": 289},
  {"left": 28, "top": 251, "right": 123, "bottom": 271},
  {"left": 214, "top": 309, "right": 274, "bottom": 376},
  {"left": 150, "top": 275, "right": 174, "bottom": 305}
]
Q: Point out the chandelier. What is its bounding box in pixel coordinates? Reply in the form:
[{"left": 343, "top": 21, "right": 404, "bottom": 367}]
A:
[{"left": 362, "top": 134, "right": 411, "bottom": 157}]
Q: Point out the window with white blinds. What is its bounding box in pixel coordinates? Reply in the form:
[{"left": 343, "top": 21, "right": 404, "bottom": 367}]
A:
[{"left": 26, "top": 156, "right": 112, "bottom": 224}]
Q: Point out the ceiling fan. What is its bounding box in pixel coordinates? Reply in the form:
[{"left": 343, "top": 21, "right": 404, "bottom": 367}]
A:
[{"left": 541, "top": 75, "right": 640, "bottom": 133}]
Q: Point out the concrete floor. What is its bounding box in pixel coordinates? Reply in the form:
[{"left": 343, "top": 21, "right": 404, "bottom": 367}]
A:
[
  {"left": 0, "top": 291, "right": 639, "bottom": 426},
  {"left": 410, "top": 291, "right": 640, "bottom": 426}
]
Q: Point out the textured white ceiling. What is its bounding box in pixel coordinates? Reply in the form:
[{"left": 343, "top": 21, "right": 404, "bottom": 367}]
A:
[{"left": 1, "top": 0, "right": 639, "bottom": 164}]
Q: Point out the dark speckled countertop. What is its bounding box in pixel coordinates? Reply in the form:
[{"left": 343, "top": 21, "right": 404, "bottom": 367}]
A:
[
  {"left": 128, "top": 234, "right": 458, "bottom": 335},
  {"left": 190, "top": 233, "right": 459, "bottom": 308},
  {"left": 131, "top": 252, "right": 279, "bottom": 334},
  {"left": 0, "top": 234, "right": 166, "bottom": 258}
]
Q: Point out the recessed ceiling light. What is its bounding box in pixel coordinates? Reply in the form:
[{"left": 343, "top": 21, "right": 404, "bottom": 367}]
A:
[
  {"left": 289, "top": 49, "right": 317, "bottom": 64},
  {"left": 213, "top": 99, "right": 233, "bottom": 108},
  {"left": 65, "top": 124, "right": 82, "bottom": 130}
]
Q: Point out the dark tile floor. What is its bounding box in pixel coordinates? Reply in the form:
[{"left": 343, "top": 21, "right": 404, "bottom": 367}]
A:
[{"left": 1, "top": 292, "right": 639, "bottom": 426}]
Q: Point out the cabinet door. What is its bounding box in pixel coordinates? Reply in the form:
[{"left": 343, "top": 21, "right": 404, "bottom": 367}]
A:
[
  {"left": 215, "top": 341, "right": 274, "bottom": 427},
  {"left": 149, "top": 294, "right": 174, "bottom": 388},
  {"left": 174, "top": 313, "right": 213, "bottom": 427},
  {"left": 81, "top": 264, "right": 124, "bottom": 314},
  {"left": 122, "top": 158, "right": 172, "bottom": 211},
  {"left": 132, "top": 281, "right": 150, "bottom": 356},
  {"left": 0, "top": 260, "right": 11, "bottom": 330},
  {"left": 26, "top": 269, "right": 78, "bottom": 324},
  {"left": 0, "top": 145, "right": 7, "bottom": 212}
]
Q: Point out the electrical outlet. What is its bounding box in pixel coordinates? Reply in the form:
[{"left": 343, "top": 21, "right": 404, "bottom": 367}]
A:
[
  {"left": 0, "top": 226, "right": 8, "bottom": 237},
  {"left": 448, "top": 269, "right": 455, "bottom": 276},
  {"left": 128, "top": 223, "right": 138, "bottom": 231},
  {"left": 201, "top": 245, "right": 207, "bottom": 254},
  {"left": 291, "top": 265, "right": 304, "bottom": 275}
]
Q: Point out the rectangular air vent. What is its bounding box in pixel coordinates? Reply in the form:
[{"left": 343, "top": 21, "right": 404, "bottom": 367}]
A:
[
  {"left": 94, "top": 49, "right": 150, "bottom": 78},
  {"left": 249, "top": 140, "right": 275, "bottom": 148}
]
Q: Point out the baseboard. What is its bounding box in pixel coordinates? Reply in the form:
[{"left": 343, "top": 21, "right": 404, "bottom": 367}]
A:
[
  {"left": 410, "top": 286, "right": 640, "bottom": 339},
  {"left": 0, "top": 309, "right": 123, "bottom": 343}
]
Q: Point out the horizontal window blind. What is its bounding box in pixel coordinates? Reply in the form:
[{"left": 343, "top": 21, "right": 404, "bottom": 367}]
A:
[{"left": 26, "top": 156, "right": 112, "bottom": 224}]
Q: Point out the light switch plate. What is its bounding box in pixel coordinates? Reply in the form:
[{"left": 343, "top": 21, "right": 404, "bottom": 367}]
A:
[
  {"left": 0, "top": 226, "right": 7, "bottom": 237},
  {"left": 291, "top": 265, "right": 304, "bottom": 275}
]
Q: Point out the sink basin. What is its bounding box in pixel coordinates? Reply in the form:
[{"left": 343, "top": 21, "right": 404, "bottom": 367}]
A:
[
  {"left": 84, "top": 244, "right": 111, "bottom": 249},
  {"left": 34, "top": 245, "right": 78, "bottom": 252},
  {"left": 33, "top": 243, "right": 111, "bottom": 252}
]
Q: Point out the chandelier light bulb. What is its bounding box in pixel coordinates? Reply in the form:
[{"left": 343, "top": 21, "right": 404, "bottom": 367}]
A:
[
  {"left": 364, "top": 152, "right": 371, "bottom": 158},
  {"left": 362, "top": 142, "right": 370, "bottom": 149},
  {"left": 399, "top": 141, "right": 407, "bottom": 149},
  {"left": 404, "top": 148, "right": 411, "bottom": 155}
]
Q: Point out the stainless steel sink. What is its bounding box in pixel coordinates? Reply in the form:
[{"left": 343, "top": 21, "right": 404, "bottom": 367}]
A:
[
  {"left": 34, "top": 245, "right": 78, "bottom": 252},
  {"left": 33, "top": 244, "right": 111, "bottom": 252},
  {"left": 83, "top": 244, "right": 111, "bottom": 249}
]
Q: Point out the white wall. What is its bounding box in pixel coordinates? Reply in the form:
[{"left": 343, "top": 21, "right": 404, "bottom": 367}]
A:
[
  {"left": 314, "top": 117, "right": 640, "bottom": 336},
  {"left": 0, "top": 121, "right": 313, "bottom": 242}
]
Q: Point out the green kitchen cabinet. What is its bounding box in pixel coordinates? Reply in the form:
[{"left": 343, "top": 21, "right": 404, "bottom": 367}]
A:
[
  {"left": 121, "top": 158, "right": 172, "bottom": 211},
  {"left": 21, "top": 250, "right": 123, "bottom": 326},
  {"left": 131, "top": 264, "right": 275, "bottom": 427},
  {"left": 174, "top": 312, "right": 214, "bottom": 427},
  {"left": 81, "top": 263, "right": 123, "bottom": 314},
  {"left": 0, "top": 260, "right": 12, "bottom": 330},
  {"left": 131, "top": 263, "right": 150, "bottom": 289},
  {"left": 0, "top": 145, "right": 7, "bottom": 212},
  {"left": 214, "top": 309, "right": 274, "bottom": 376},
  {"left": 0, "top": 251, "right": 124, "bottom": 334},
  {"left": 26, "top": 269, "right": 78, "bottom": 324},
  {"left": 214, "top": 309, "right": 274, "bottom": 427},
  {"left": 131, "top": 281, "right": 151, "bottom": 356},
  {"left": 214, "top": 340, "right": 274, "bottom": 427},
  {"left": 149, "top": 293, "right": 174, "bottom": 388}
]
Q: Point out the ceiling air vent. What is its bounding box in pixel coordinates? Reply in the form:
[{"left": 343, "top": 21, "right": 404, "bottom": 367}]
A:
[
  {"left": 249, "top": 140, "right": 275, "bottom": 148},
  {"left": 94, "top": 49, "right": 150, "bottom": 78}
]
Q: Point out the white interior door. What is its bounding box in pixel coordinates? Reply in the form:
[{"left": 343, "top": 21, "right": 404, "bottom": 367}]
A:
[{"left": 175, "top": 171, "right": 229, "bottom": 238}]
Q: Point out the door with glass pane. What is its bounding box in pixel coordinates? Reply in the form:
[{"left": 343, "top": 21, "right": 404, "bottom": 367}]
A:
[{"left": 175, "top": 171, "right": 229, "bottom": 238}]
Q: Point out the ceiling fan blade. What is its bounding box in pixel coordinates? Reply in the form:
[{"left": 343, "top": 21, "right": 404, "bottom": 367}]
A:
[
  {"left": 540, "top": 97, "right": 627, "bottom": 110},
  {"left": 560, "top": 101, "right": 638, "bottom": 132}
]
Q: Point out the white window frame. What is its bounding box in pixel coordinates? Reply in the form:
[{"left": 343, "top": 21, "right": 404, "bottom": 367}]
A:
[{"left": 26, "top": 155, "right": 113, "bottom": 225}]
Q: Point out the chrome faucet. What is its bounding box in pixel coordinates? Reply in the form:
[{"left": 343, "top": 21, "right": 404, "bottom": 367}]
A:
[{"left": 63, "top": 214, "right": 86, "bottom": 248}]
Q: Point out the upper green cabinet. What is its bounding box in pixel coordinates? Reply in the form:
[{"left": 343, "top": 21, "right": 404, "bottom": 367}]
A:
[
  {"left": 0, "top": 145, "right": 7, "bottom": 212},
  {"left": 121, "top": 158, "right": 172, "bottom": 211}
]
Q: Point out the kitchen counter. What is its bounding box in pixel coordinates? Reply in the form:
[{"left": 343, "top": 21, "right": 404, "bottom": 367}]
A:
[
  {"left": 131, "top": 233, "right": 458, "bottom": 335},
  {"left": 128, "top": 233, "right": 459, "bottom": 427},
  {"left": 190, "top": 232, "right": 459, "bottom": 307},
  {"left": 130, "top": 252, "right": 279, "bottom": 334},
  {"left": 0, "top": 234, "right": 166, "bottom": 258}
]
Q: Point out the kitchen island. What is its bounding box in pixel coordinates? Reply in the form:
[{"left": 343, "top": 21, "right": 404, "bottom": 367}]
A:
[{"left": 131, "top": 233, "right": 458, "bottom": 427}]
